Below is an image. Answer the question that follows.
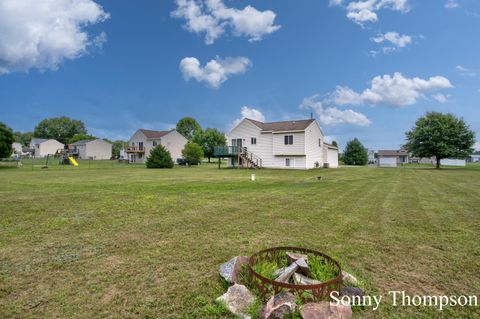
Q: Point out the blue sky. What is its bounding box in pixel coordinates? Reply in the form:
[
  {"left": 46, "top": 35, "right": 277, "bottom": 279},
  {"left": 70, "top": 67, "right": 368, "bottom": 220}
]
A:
[{"left": 0, "top": 0, "right": 479, "bottom": 150}]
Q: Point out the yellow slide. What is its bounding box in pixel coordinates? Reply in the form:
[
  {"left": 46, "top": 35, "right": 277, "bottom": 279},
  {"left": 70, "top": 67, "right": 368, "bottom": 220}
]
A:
[{"left": 69, "top": 157, "right": 79, "bottom": 166}]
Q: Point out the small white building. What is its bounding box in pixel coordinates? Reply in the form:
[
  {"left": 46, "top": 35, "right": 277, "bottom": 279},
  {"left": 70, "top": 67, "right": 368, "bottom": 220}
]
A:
[
  {"left": 71, "top": 139, "right": 112, "bottom": 160},
  {"left": 12, "top": 142, "right": 23, "bottom": 154},
  {"left": 126, "top": 129, "right": 188, "bottom": 163},
  {"left": 29, "top": 138, "right": 64, "bottom": 157},
  {"left": 440, "top": 159, "right": 466, "bottom": 167},
  {"left": 224, "top": 118, "right": 338, "bottom": 169}
]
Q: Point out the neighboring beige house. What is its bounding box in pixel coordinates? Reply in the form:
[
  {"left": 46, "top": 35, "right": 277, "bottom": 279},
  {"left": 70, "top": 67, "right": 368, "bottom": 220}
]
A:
[
  {"left": 71, "top": 139, "right": 112, "bottom": 160},
  {"left": 29, "top": 138, "right": 64, "bottom": 157},
  {"left": 126, "top": 129, "right": 188, "bottom": 163},
  {"left": 223, "top": 118, "right": 339, "bottom": 169},
  {"left": 377, "top": 150, "right": 409, "bottom": 167}
]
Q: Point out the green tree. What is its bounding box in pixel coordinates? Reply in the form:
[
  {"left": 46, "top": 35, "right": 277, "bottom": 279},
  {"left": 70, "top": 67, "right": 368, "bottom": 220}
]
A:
[
  {"left": 13, "top": 131, "right": 33, "bottom": 147},
  {"left": 181, "top": 142, "right": 204, "bottom": 165},
  {"left": 111, "top": 140, "right": 126, "bottom": 158},
  {"left": 0, "top": 122, "right": 15, "bottom": 158},
  {"left": 146, "top": 145, "right": 174, "bottom": 168},
  {"left": 68, "top": 134, "right": 97, "bottom": 144},
  {"left": 176, "top": 117, "right": 202, "bottom": 140},
  {"left": 331, "top": 140, "right": 338, "bottom": 148},
  {"left": 343, "top": 138, "right": 368, "bottom": 165},
  {"left": 405, "top": 112, "right": 475, "bottom": 169},
  {"left": 34, "top": 116, "right": 87, "bottom": 145},
  {"left": 192, "top": 128, "right": 226, "bottom": 162}
]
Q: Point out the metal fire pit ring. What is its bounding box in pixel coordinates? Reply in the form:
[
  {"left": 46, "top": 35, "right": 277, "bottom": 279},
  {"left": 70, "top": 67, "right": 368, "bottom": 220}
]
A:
[{"left": 248, "top": 246, "right": 342, "bottom": 302}]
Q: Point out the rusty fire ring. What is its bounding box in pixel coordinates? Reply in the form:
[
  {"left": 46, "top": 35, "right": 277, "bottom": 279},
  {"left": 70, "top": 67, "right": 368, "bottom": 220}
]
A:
[{"left": 248, "top": 246, "right": 343, "bottom": 302}]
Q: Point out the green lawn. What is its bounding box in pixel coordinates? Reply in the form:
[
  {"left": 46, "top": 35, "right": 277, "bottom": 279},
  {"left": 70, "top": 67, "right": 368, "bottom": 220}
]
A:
[{"left": 1, "top": 163, "right": 479, "bottom": 318}]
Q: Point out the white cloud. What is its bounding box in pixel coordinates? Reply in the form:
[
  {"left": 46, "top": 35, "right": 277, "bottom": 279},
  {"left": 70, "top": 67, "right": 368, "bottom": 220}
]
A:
[
  {"left": 371, "top": 32, "right": 412, "bottom": 48},
  {"left": 432, "top": 93, "right": 449, "bottom": 103},
  {"left": 456, "top": 65, "right": 477, "bottom": 77},
  {"left": 179, "top": 56, "right": 251, "bottom": 88},
  {"left": 329, "top": 0, "right": 344, "bottom": 6},
  {"left": 445, "top": 0, "right": 460, "bottom": 9},
  {"left": 171, "top": 0, "right": 280, "bottom": 44},
  {"left": 300, "top": 95, "right": 371, "bottom": 127},
  {"left": 340, "top": 0, "right": 409, "bottom": 25},
  {"left": 230, "top": 106, "right": 265, "bottom": 129},
  {"left": 331, "top": 73, "right": 453, "bottom": 107},
  {"left": 0, "top": 0, "right": 109, "bottom": 74}
]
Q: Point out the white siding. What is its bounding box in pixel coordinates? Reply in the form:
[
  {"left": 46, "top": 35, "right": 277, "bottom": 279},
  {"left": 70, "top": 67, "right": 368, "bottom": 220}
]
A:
[
  {"left": 85, "top": 139, "right": 112, "bottom": 160},
  {"left": 272, "top": 132, "right": 305, "bottom": 156},
  {"left": 160, "top": 131, "right": 188, "bottom": 161},
  {"left": 77, "top": 144, "right": 87, "bottom": 159},
  {"left": 379, "top": 157, "right": 397, "bottom": 167},
  {"left": 272, "top": 156, "right": 306, "bottom": 169},
  {"left": 304, "top": 122, "right": 324, "bottom": 168},
  {"left": 327, "top": 148, "right": 339, "bottom": 168},
  {"left": 38, "top": 140, "right": 64, "bottom": 157},
  {"left": 440, "top": 159, "right": 466, "bottom": 166}
]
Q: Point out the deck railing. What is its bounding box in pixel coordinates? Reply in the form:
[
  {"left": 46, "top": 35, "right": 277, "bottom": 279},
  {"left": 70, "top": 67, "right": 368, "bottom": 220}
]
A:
[
  {"left": 126, "top": 146, "right": 145, "bottom": 152},
  {"left": 213, "top": 146, "right": 243, "bottom": 157}
]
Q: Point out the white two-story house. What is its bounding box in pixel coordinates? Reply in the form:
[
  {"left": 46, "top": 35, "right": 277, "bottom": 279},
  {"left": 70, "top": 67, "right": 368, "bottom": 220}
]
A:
[
  {"left": 126, "top": 129, "right": 188, "bottom": 164},
  {"left": 225, "top": 118, "right": 338, "bottom": 169}
]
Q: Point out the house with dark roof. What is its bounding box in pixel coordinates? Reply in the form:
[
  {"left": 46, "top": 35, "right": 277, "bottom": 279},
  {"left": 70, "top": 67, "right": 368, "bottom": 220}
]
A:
[
  {"left": 125, "top": 129, "right": 188, "bottom": 163},
  {"left": 70, "top": 139, "right": 112, "bottom": 160},
  {"left": 224, "top": 118, "right": 338, "bottom": 169}
]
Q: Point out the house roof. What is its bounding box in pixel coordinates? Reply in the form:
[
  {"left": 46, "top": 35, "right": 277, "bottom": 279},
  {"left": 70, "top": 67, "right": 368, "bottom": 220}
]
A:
[
  {"left": 324, "top": 142, "right": 338, "bottom": 150},
  {"left": 246, "top": 118, "right": 315, "bottom": 132},
  {"left": 139, "top": 129, "right": 174, "bottom": 139},
  {"left": 30, "top": 138, "right": 49, "bottom": 144},
  {"left": 71, "top": 139, "right": 93, "bottom": 145},
  {"left": 378, "top": 150, "right": 409, "bottom": 157}
]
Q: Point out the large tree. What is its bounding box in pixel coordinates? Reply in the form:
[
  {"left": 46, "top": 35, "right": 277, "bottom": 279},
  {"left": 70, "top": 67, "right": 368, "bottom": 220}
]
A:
[
  {"left": 192, "top": 128, "right": 226, "bottom": 162},
  {"left": 405, "top": 112, "right": 475, "bottom": 168},
  {"left": 176, "top": 117, "right": 202, "bottom": 140},
  {"left": 343, "top": 138, "right": 368, "bottom": 166},
  {"left": 13, "top": 131, "right": 33, "bottom": 147},
  {"left": 34, "top": 116, "right": 87, "bottom": 145},
  {"left": 0, "top": 122, "right": 15, "bottom": 158}
]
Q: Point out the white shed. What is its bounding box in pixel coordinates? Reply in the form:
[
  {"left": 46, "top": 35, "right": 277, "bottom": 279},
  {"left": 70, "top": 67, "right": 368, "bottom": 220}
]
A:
[
  {"left": 440, "top": 159, "right": 466, "bottom": 167},
  {"left": 71, "top": 139, "right": 112, "bottom": 160}
]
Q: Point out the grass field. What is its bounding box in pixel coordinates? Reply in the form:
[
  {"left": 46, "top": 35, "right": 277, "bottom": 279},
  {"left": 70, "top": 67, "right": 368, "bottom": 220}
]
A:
[{"left": 1, "top": 162, "right": 479, "bottom": 318}]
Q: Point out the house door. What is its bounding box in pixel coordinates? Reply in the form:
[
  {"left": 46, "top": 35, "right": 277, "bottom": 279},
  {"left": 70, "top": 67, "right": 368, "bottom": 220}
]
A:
[{"left": 129, "top": 154, "right": 136, "bottom": 163}]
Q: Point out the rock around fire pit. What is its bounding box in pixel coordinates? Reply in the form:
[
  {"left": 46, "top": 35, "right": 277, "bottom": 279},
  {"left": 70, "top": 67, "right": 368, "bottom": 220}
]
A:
[{"left": 248, "top": 247, "right": 343, "bottom": 302}]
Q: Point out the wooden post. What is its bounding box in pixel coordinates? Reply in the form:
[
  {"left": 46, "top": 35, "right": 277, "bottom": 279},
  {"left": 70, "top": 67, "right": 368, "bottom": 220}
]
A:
[{"left": 218, "top": 157, "right": 221, "bottom": 169}]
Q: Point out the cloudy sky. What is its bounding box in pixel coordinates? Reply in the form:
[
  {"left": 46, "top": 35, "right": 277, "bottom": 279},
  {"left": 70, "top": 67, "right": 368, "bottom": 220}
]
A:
[{"left": 0, "top": 0, "right": 479, "bottom": 150}]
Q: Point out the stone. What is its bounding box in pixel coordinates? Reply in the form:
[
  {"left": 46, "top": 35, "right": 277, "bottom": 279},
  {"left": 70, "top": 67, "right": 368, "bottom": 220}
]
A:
[
  {"left": 300, "top": 302, "right": 352, "bottom": 319},
  {"left": 275, "top": 262, "right": 299, "bottom": 283},
  {"left": 286, "top": 252, "right": 308, "bottom": 265},
  {"left": 217, "top": 284, "right": 255, "bottom": 319},
  {"left": 341, "top": 271, "right": 358, "bottom": 285},
  {"left": 340, "top": 286, "right": 365, "bottom": 298},
  {"left": 293, "top": 273, "right": 322, "bottom": 285},
  {"left": 260, "top": 292, "right": 297, "bottom": 319},
  {"left": 220, "top": 256, "right": 249, "bottom": 283},
  {"left": 295, "top": 258, "right": 310, "bottom": 276}
]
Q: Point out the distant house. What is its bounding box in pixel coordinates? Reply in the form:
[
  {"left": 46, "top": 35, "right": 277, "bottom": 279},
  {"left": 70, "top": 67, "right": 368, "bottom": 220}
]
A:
[
  {"left": 377, "top": 150, "right": 409, "bottom": 167},
  {"left": 367, "top": 150, "right": 376, "bottom": 164},
  {"left": 12, "top": 142, "right": 23, "bottom": 154},
  {"left": 219, "top": 118, "right": 338, "bottom": 169},
  {"left": 467, "top": 155, "right": 480, "bottom": 163},
  {"left": 70, "top": 139, "right": 112, "bottom": 160},
  {"left": 29, "top": 138, "right": 64, "bottom": 157},
  {"left": 126, "top": 129, "right": 188, "bottom": 164}
]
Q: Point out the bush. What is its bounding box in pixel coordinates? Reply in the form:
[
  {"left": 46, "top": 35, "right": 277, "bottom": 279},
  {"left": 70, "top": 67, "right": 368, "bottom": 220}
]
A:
[
  {"left": 181, "top": 142, "right": 204, "bottom": 165},
  {"left": 146, "top": 145, "right": 174, "bottom": 168},
  {"left": 344, "top": 138, "right": 368, "bottom": 165}
]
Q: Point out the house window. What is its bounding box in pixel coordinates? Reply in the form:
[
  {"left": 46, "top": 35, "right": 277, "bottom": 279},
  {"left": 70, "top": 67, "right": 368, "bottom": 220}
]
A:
[
  {"left": 285, "top": 158, "right": 291, "bottom": 167},
  {"left": 139, "top": 142, "right": 144, "bottom": 150},
  {"left": 153, "top": 141, "right": 157, "bottom": 146},
  {"left": 251, "top": 137, "right": 256, "bottom": 145},
  {"left": 284, "top": 135, "right": 293, "bottom": 145},
  {"left": 319, "top": 139, "right": 322, "bottom": 147}
]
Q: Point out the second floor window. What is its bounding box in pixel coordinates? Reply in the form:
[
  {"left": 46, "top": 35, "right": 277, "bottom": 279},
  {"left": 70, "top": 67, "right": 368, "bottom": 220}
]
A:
[
  {"left": 139, "top": 142, "right": 144, "bottom": 150},
  {"left": 153, "top": 141, "right": 157, "bottom": 146},
  {"left": 284, "top": 135, "right": 293, "bottom": 145},
  {"left": 251, "top": 137, "right": 256, "bottom": 145},
  {"left": 319, "top": 139, "right": 322, "bottom": 147}
]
